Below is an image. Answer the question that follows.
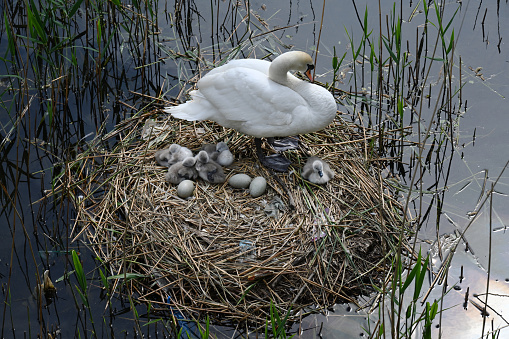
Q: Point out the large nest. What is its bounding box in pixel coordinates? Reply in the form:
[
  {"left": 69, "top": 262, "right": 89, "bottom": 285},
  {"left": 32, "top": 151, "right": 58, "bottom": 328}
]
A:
[{"left": 67, "top": 110, "right": 406, "bottom": 325}]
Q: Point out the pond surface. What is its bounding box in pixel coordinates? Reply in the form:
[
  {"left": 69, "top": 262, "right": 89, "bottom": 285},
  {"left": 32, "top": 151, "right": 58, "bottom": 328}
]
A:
[{"left": 1, "top": 0, "right": 508, "bottom": 337}]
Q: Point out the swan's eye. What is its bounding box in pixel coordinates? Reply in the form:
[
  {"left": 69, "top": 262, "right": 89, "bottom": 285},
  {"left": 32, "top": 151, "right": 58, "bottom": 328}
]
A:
[{"left": 306, "top": 64, "right": 315, "bottom": 71}]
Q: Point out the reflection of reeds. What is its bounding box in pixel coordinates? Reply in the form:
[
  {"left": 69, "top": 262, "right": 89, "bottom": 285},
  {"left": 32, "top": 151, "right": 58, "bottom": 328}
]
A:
[{"left": 58, "top": 107, "right": 405, "bottom": 325}]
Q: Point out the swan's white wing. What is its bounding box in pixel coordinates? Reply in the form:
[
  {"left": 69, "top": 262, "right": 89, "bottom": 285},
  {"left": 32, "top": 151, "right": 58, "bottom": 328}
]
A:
[
  {"left": 206, "top": 59, "right": 270, "bottom": 76},
  {"left": 196, "top": 67, "right": 309, "bottom": 136}
]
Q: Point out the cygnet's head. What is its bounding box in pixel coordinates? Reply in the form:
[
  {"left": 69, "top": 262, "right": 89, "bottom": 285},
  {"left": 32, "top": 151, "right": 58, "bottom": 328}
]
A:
[
  {"left": 216, "top": 142, "right": 229, "bottom": 152},
  {"left": 182, "top": 157, "right": 196, "bottom": 167},
  {"left": 313, "top": 161, "right": 324, "bottom": 177},
  {"left": 196, "top": 150, "right": 210, "bottom": 163},
  {"left": 169, "top": 144, "right": 181, "bottom": 154}
]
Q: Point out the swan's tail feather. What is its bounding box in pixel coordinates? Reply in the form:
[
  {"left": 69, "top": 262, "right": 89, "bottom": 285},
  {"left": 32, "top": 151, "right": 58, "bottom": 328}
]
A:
[
  {"left": 165, "top": 104, "right": 201, "bottom": 121},
  {"left": 164, "top": 91, "right": 210, "bottom": 121}
]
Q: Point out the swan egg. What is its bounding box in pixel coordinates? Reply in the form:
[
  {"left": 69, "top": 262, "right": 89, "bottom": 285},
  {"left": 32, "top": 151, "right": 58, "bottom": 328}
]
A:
[
  {"left": 229, "top": 174, "right": 252, "bottom": 188},
  {"left": 249, "top": 177, "right": 267, "bottom": 198},
  {"left": 177, "top": 180, "right": 195, "bottom": 198}
]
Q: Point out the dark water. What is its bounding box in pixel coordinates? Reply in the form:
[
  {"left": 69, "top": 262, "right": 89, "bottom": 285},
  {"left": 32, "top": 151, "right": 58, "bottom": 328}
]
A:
[{"left": 1, "top": 0, "right": 508, "bottom": 337}]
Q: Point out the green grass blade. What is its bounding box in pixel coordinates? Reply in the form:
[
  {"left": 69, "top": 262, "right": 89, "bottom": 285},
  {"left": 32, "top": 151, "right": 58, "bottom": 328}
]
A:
[
  {"left": 401, "top": 250, "right": 421, "bottom": 294},
  {"left": 28, "top": 0, "right": 47, "bottom": 43},
  {"left": 446, "top": 29, "right": 455, "bottom": 54},
  {"left": 107, "top": 273, "right": 146, "bottom": 281},
  {"left": 68, "top": 0, "right": 84, "bottom": 17},
  {"left": 414, "top": 253, "right": 430, "bottom": 300},
  {"left": 72, "top": 250, "right": 87, "bottom": 292},
  {"left": 3, "top": 12, "right": 16, "bottom": 57},
  {"left": 98, "top": 267, "right": 109, "bottom": 290},
  {"left": 75, "top": 284, "right": 89, "bottom": 307},
  {"left": 236, "top": 282, "right": 256, "bottom": 305},
  {"left": 382, "top": 36, "right": 398, "bottom": 64}
]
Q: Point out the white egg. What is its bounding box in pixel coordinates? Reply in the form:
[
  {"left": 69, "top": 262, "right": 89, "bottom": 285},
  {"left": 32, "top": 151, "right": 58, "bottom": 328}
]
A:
[
  {"left": 249, "top": 176, "right": 267, "bottom": 198},
  {"left": 229, "top": 174, "right": 252, "bottom": 188},
  {"left": 177, "top": 180, "right": 195, "bottom": 198}
]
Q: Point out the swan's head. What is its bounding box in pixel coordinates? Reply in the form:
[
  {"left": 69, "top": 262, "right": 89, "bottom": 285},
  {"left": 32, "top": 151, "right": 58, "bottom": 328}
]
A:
[
  {"left": 270, "top": 51, "right": 315, "bottom": 84},
  {"left": 313, "top": 160, "right": 324, "bottom": 178},
  {"left": 290, "top": 51, "right": 315, "bottom": 82},
  {"left": 216, "top": 142, "right": 229, "bottom": 152},
  {"left": 182, "top": 157, "right": 196, "bottom": 167},
  {"left": 169, "top": 144, "right": 181, "bottom": 154},
  {"left": 196, "top": 150, "right": 210, "bottom": 163}
]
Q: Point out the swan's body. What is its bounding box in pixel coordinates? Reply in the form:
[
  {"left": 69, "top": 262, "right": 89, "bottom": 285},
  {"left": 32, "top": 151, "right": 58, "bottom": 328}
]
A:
[
  {"left": 215, "top": 142, "right": 234, "bottom": 166},
  {"left": 156, "top": 144, "right": 193, "bottom": 167},
  {"left": 195, "top": 151, "right": 226, "bottom": 184},
  {"left": 302, "top": 156, "right": 334, "bottom": 184},
  {"left": 165, "top": 51, "right": 336, "bottom": 138},
  {"left": 165, "top": 157, "right": 198, "bottom": 184}
]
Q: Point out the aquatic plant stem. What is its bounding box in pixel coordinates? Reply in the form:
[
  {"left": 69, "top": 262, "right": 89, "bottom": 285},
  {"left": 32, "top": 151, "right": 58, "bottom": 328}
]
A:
[
  {"left": 482, "top": 184, "right": 494, "bottom": 337},
  {"left": 312, "top": 0, "right": 326, "bottom": 81}
]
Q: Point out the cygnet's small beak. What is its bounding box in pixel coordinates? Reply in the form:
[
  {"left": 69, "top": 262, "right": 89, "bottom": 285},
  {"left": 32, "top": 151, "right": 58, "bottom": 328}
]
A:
[
  {"left": 305, "top": 64, "right": 314, "bottom": 82},
  {"left": 318, "top": 169, "right": 324, "bottom": 177}
]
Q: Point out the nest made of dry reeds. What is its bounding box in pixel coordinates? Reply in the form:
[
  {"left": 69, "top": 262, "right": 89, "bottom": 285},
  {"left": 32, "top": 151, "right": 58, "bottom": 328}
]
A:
[{"left": 68, "top": 110, "right": 406, "bottom": 325}]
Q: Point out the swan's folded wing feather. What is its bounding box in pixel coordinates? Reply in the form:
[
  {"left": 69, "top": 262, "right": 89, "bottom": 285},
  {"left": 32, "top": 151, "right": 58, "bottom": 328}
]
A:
[
  {"left": 197, "top": 68, "right": 308, "bottom": 128},
  {"left": 206, "top": 59, "right": 270, "bottom": 76}
]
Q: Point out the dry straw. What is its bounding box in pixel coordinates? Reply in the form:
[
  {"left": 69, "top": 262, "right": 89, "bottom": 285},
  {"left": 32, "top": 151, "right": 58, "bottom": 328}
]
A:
[{"left": 66, "top": 109, "right": 407, "bottom": 325}]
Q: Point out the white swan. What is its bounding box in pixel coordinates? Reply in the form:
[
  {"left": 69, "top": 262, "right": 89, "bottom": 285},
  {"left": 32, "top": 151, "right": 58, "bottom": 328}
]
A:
[
  {"left": 165, "top": 51, "right": 337, "bottom": 171},
  {"left": 302, "top": 156, "right": 335, "bottom": 184}
]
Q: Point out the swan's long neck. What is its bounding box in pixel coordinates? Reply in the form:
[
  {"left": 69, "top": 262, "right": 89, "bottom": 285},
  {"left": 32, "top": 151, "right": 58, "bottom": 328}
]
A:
[
  {"left": 268, "top": 56, "right": 292, "bottom": 85},
  {"left": 268, "top": 51, "right": 313, "bottom": 89},
  {"left": 268, "top": 51, "right": 309, "bottom": 86}
]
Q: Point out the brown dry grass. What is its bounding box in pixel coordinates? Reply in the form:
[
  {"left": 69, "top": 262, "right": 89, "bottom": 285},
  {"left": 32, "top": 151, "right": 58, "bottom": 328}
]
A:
[{"left": 66, "top": 110, "right": 407, "bottom": 325}]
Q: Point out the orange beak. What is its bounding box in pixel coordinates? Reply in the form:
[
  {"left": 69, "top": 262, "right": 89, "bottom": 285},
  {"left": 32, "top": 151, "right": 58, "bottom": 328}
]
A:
[
  {"left": 305, "top": 64, "right": 315, "bottom": 82},
  {"left": 305, "top": 68, "right": 314, "bottom": 82}
]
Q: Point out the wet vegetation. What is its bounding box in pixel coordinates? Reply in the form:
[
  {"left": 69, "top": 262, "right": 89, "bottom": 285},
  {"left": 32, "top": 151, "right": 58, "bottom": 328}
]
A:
[{"left": 1, "top": 0, "right": 508, "bottom": 337}]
